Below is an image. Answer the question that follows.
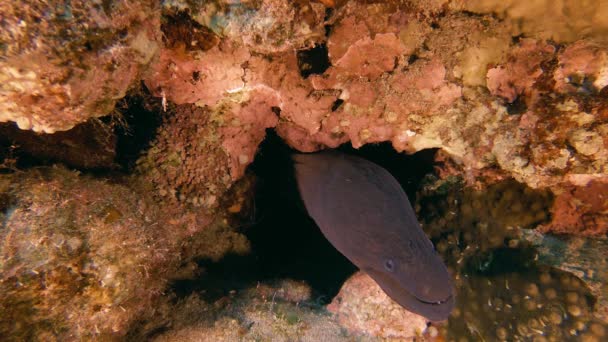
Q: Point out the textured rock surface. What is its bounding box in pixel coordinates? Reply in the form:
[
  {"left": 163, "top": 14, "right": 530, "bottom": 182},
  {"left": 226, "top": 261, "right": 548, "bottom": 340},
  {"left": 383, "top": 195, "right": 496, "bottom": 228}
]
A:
[
  {"left": 150, "top": 280, "right": 376, "bottom": 342},
  {"left": 0, "top": 168, "right": 172, "bottom": 340},
  {"left": 0, "top": 167, "right": 249, "bottom": 340},
  {"left": 415, "top": 177, "right": 608, "bottom": 340},
  {"left": 0, "top": 121, "right": 117, "bottom": 169},
  {"left": 0, "top": 0, "right": 160, "bottom": 133},
  {"left": 539, "top": 178, "right": 608, "bottom": 236},
  {"left": 522, "top": 230, "right": 608, "bottom": 322},
  {"left": 1, "top": 0, "right": 608, "bottom": 340},
  {"left": 137, "top": 95, "right": 277, "bottom": 208},
  {"left": 142, "top": 1, "right": 608, "bottom": 232},
  {"left": 1, "top": 1, "right": 605, "bottom": 235},
  {"left": 327, "top": 272, "right": 429, "bottom": 340},
  {"left": 136, "top": 103, "right": 233, "bottom": 208},
  {"left": 451, "top": 0, "right": 608, "bottom": 43}
]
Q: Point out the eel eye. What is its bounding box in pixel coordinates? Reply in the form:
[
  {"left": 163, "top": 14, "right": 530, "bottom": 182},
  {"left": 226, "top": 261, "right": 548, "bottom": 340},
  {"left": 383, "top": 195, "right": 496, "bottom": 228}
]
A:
[{"left": 384, "top": 259, "right": 395, "bottom": 272}]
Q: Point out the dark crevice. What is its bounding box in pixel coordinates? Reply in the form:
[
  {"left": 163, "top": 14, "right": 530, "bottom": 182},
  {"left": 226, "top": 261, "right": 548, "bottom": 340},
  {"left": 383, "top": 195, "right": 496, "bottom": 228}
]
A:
[
  {"left": 296, "top": 44, "right": 331, "bottom": 79},
  {"left": 170, "top": 131, "right": 439, "bottom": 304},
  {"left": 192, "top": 71, "right": 200, "bottom": 81},
  {"left": 113, "top": 87, "right": 163, "bottom": 172},
  {"left": 331, "top": 99, "right": 344, "bottom": 111},
  {"left": 567, "top": 74, "right": 598, "bottom": 94},
  {"left": 323, "top": 7, "right": 334, "bottom": 37},
  {"left": 0, "top": 192, "right": 17, "bottom": 230},
  {"left": 408, "top": 54, "right": 419, "bottom": 65},
  {"left": 0, "top": 85, "right": 161, "bottom": 174},
  {"left": 506, "top": 96, "right": 527, "bottom": 115},
  {"left": 161, "top": 11, "right": 219, "bottom": 51},
  {"left": 271, "top": 106, "right": 281, "bottom": 116},
  {"left": 0, "top": 121, "right": 117, "bottom": 172},
  {"left": 511, "top": 34, "right": 524, "bottom": 44}
]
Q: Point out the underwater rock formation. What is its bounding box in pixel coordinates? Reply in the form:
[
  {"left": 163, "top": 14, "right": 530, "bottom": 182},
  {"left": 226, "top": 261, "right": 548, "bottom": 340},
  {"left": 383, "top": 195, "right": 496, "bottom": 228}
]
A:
[
  {"left": 328, "top": 272, "right": 429, "bottom": 340},
  {"left": 0, "top": 121, "right": 117, "bottom": 169},
  {"left": 137, "top": 96, "right": 277, "bottom": 207},
  {"left": 540, "top": 178, "right": 608, "bottom": 236},
  {"left": 142, "top": 0, "right": 608, "bottom": 233},
  {"left": 0, "top": 167, "right": 249, "bottom": 340},
  {"left": 452, "top": 0, "right": 608, "bottom": 43},
  {"left": 136, "top": 103, "right": 233, "bottom": 207},
  {"left": 150, "top": 280, "right": 366, "bottom": 342},
  {"left": 2, "top": 0, "right": 606, "bottom": 233},
  {"left": 523, "top": 230, "right": 608, "bottom": 323},
  {"left": 0, "top": 0, "right": 160, "bottom": 133},
  {"left": 1, "top": 0, "right": 608, "bottom": 340},
  {"left": 0, "top": 167, "right": 173, "bottom": 340},
  {"left": 415, "top": 176, "right": 608, "bottom": 340}
]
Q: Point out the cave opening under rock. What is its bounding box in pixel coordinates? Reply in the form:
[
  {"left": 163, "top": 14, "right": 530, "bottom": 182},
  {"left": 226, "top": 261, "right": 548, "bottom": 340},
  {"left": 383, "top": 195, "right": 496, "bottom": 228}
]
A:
[
  {"left": 167, "top": 131, "right": 607, "bottom": 340},
  {"left": 171, "top": 131, "right": 438, "bottom": 304},
  {"left": 113, "top": 89, "right": 164, "bottom": 172},
  {"left": 0, "top": 87, "right": 162, "bottom": 173}
]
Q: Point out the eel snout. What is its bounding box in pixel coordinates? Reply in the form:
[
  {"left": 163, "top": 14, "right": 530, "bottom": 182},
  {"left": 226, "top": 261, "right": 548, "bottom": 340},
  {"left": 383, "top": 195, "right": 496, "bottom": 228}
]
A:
[{"left": 365, "top": 267, "right": 455, "bottom": 321}]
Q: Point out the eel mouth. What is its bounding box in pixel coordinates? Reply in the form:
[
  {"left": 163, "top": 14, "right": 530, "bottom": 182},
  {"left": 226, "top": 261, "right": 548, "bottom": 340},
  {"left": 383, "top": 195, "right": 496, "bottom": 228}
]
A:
[
  {"left": 363, "top": 268, "right": 455, "bottom": 321},
  {"left": 417, "top": 294, "right": 453, "bottom": 306}
]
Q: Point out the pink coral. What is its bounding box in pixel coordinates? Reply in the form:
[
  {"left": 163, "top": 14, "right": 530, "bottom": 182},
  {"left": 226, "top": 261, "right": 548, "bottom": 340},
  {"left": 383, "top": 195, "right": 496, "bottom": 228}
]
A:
[
  {"left": 327, "top": 16, "right": 371, "bottom": 63},
  {"left": 303, "top": 57, "right": 462, "bottom": 150},
  {"left": 244, "top": 54, "right": 338, "bottom": 136},
  {"left": 220, "top": 89, "right": 280, "bottom": 179},
  {"left": 229, "top": 0, "right": 328, "bottom": 54},
  {"left": 486, "top": 39, "right": 555, "bottom": 102},
  {"left": 554, "top": 40, "right": 608, "bottom": 93},
  {"left": 141, "top": 3, "right": 608, "bottom": 233},
  {"left": 0, "top": 0, "right": 160, "bottom": 133},
  {"left": 146, "top": 41, "right": 250, "bottom": 106},
  {"left": 333, "top": 33, "right": 406, "bottom": 79},
  {"left": 540, "top": 177, "right": 608, "bottom": 236}
]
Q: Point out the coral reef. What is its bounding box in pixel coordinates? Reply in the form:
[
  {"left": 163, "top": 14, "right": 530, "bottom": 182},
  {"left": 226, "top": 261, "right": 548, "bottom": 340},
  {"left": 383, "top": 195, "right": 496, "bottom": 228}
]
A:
[
  {"left": 161, "top": 0, "right": 327, "bottom": 54},
  {"left": 449, "top": 261, "right": 606, "bottom": 341},
  {"left": 137, "top": 95, "right": 277, "bottom": 208},
  {"left": 522, "top": 230, "right": 608, "bottom": 322},
  {"left": 2, "top": 0, "right": 608, "bottom": 340},
  {"left": 0, "top": 167, "right": 172, "bottom": 340},
  {"left": 143, "top": 0, "right": 608, "bottom": 232},
  {"left": 0, "top": 0, "right": 160, "bottom": 133},
  {"left": 3, "top": 0, "right": 605, "bottom": 232},
  {"left": 136, "top": 103, "right": 233, "bottom": 207},
  {"left": 539, "top": 178, "right": 608, "bottom": 236},
  {"left": 415, "top": 177, "right": 608, "bottom": 340},
  {"left": 0, "top": 167, "right": 249, "bottom": 340}
]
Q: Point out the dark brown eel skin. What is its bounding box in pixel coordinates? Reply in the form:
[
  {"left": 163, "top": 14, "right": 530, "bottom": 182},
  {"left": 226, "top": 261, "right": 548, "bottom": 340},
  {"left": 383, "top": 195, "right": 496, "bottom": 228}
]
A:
[{"left": 293, "top": 150, "right": 455, "bottom": 321}]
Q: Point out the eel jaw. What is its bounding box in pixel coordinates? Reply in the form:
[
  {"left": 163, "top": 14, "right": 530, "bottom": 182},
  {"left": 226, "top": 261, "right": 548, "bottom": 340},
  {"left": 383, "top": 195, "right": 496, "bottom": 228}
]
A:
[{"left": 363, "top": 268, "right": 455, "bottom": 321}]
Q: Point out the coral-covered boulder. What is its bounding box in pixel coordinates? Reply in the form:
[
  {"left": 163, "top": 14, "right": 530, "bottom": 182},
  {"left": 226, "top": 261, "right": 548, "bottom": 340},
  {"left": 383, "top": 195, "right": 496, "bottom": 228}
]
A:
[
  {"left": 0, "top": 0, "right": 160, "bottom": 133},
  {"left": 328, "top": 272, "right": 429, "bottom": 340}
]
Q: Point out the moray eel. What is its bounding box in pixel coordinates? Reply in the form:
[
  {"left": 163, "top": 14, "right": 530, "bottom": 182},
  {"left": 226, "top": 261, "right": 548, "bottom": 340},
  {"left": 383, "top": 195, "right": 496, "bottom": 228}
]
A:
[{"left": 293, "top": 150, "right": 455, "bottom": 321}]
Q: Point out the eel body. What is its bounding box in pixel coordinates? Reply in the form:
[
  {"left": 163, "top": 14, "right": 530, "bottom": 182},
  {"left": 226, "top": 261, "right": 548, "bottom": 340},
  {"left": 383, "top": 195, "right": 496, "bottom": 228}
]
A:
[{"left": 293, "top": 150, "right": 454, "bottom": 321}]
